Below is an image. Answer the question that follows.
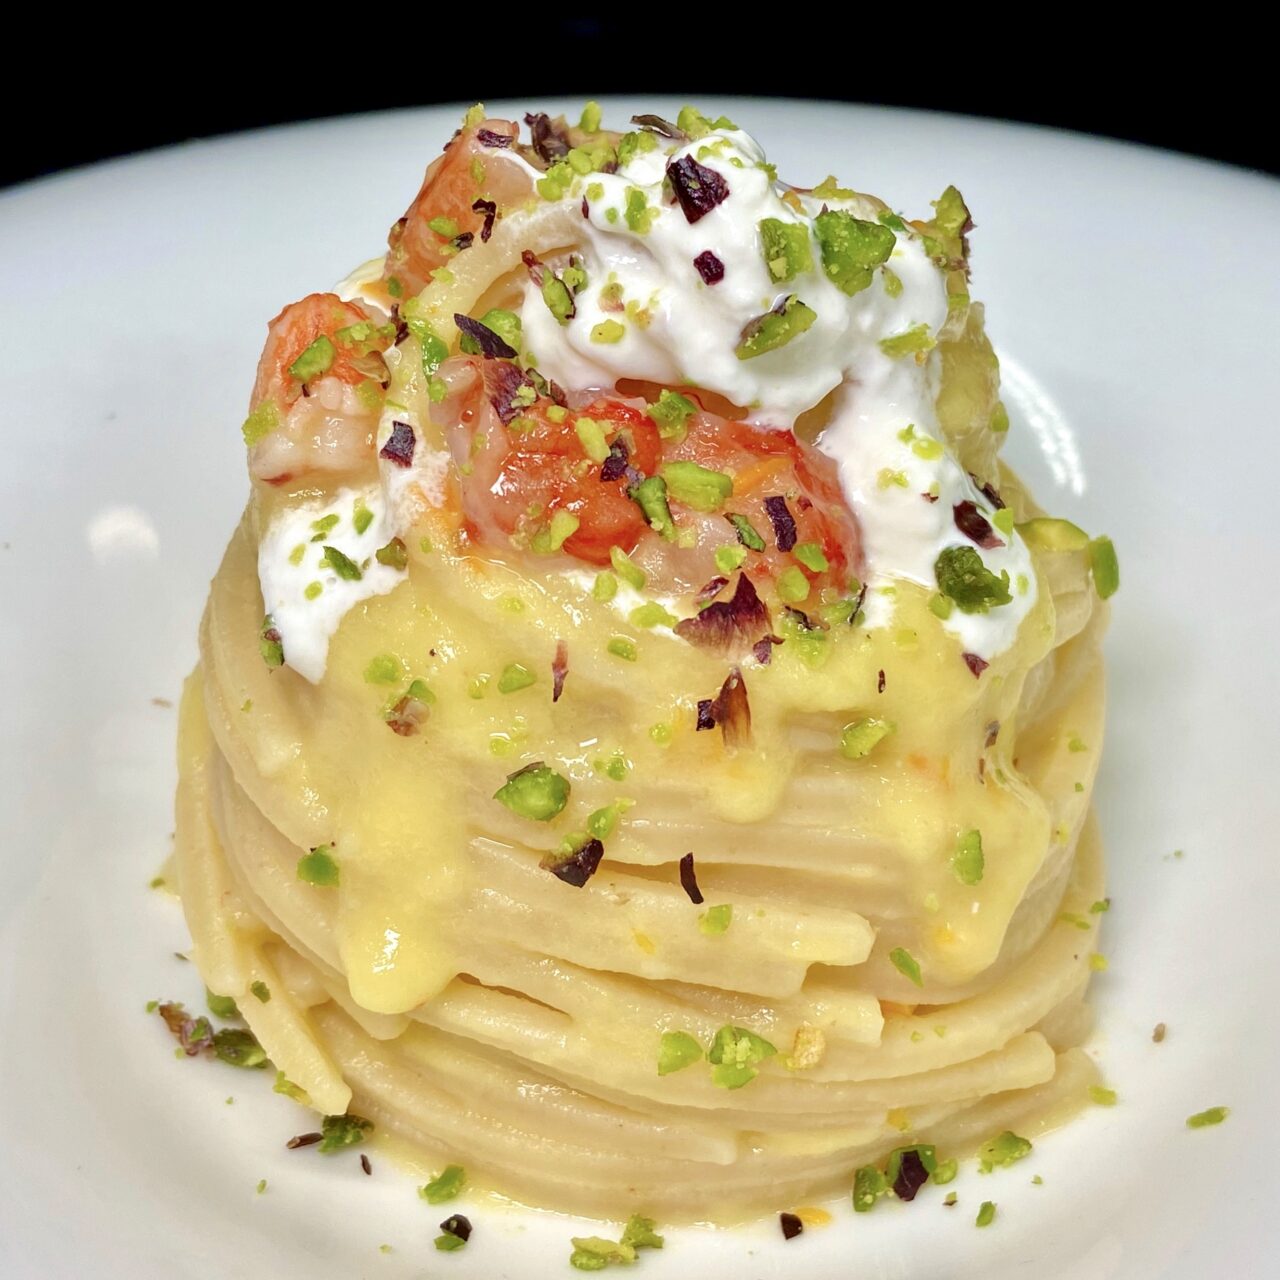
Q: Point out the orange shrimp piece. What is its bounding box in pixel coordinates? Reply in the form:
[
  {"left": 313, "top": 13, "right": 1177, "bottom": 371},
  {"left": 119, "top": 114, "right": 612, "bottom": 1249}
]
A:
[
  {"left": 386, "top": 119, "right": 535, "bottom": 296},
  {"left": 251, "top": 292, "right": 373, "bottom": 411}
]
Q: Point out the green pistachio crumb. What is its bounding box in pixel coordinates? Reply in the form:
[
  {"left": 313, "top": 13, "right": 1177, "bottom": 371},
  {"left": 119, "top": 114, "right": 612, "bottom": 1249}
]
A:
[
  {"left": 658, "top": 1030, "right": 702, "bottom": 1076},
  {"left": 935, "top": 546, "right": 1012, "bottom": 613},
  {"left": 647, "top": 389, "right": 698, "bottom": 440},
  {"left": 256, "top": 1179, "right": 267, "bottom": 1194},
  {"left": 736, "top": 295, "right": 816, "bottom": 360},
  {"left": 364, "top": 653, "right": 402, "bottom": 685},
  {"left": 879, "top": 324, "right": 937, "bottom": 360},
  {"left": 853, "top": 1164, "right": 889, "bottom": 1213},
  {"left": 889, "top": 946, "right": 924, "bottom": 988},
  {"left": 258, "top": 615, "right": 284, "bottom": 668},
  {"left": 952, "top": 829, "right": 985, "bottom": 885},
  {"left": 320, "top": 545, "right": 362, "bottom": 581},
  {"left": 434, "top": 1233, "right": 466, "bottom": 1252},
  {"left": 882, "top": 267, "right": 903, "bottom": 298},
  {"left": 726, "top": 513, "right": 766, "bottom": 551},
  {"left": 1017, "top": 516, "right": 1090, "bottom": 551},
  {"left": 297, "top": 844, "right": 340, "bottom": 887},
  {"left": 580, "top": 100, "right": 602, "bottom": 133},
  {"left": 699, "top": 904, "right": 733, "bottom": 936},
  {"left": 494, "top": 762, "right": 569, "bottom": 821},
  {"left": 212, "top": 1028, "right": 268, "bottom": 1069},
  {"left": 575, "top": 416, "right": 610, "bottom": 462},
  {"left": 934, "top": 1157, "right": 959, "bottom": 1185},
  {"left": 840, "top": 717, "right": 893, "bottom": 760},
  {"left": 241, "top": 400, "right": 280, "bottom": 447},
  {"left": 206, "top": 989, "right": 239, "bottom": 1020},
  {"left": 814, "top": 210, "right": 896, "bottom": 295},
  {"left": 629, "top": 602, "right": 677, "bottom": 629},
  {"left": 591, "top": 319, "right": 626, "bottom": 344},
  {"left": 1186, "top": 1106, "right": 1229, "bottom": 1129},
  {"left": 420, "top": 1164, "right": 466, "bottom": 1203},
  {"left": 707, "top": 1024, "right": 776, "bottom": 1089},
  {"left": 976, "top": 1201, "right": 996, "bottom": 1228},
  {"left": 316, "top": 1113, "right": 373, "bottom": 1153},
  {"left": 777, "top": 566, "right": 810, "bottom": 603},
  {"left": 1089, "top": 1084, "right": 1118, "bottom": 1105},
  {"left": 375, "top": 537, "right": 409, "bottom": 569},
  {"left": 1089, "top": 535, "right": 1120, "bottom": 599},
  {"left": 792, "top": 541, "right": 829, "bottom": 573},
  {"left": 497, "top": 663, "right": 536, "bottom": 694},
  {"left": 629, "top": 475, "right": 676, "bottom": 539},
  {"left": 978, "top": 1130, "right": 1032, "bottom": 1172},
  {"left": 607, "top": 637, "right": 638, "bottom": 662},
  {"left": 592, "top": 571, "right": 618, "bottom": 601},
  {"left": 759, "top": 217, "right": 814, "bottom": 282},
  {"left": 288, "top": 335, "right": 335, "bottom": 383},
  {"left": 714, "top": 543, "right": 748, "bottom": 574},
  {"left": 609, "top": 545, "right": 647, "bottom": 590},
  {"left": 660, "top": 461, "right": 733, "bottom": 512},
  {"left": 250, "top": 980, "right": 271, "bottom": 1004}
]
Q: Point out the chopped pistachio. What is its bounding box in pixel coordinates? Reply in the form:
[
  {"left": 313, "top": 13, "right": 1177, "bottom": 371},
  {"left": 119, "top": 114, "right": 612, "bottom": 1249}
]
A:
[
  {"left": 811, "top": 174, "right": 855, "bottom": 199},
  {"left": 241, "top": 400, "right": 280, "bottom": 447},
  {"left": 273, "top": 1071, "right": 310, "bottom": 1104},
  {"left": 699, "top": 904, "right": 733, "bottom": 936},
  {"left": 320, "top": 545, "right": 362, "bottom": 581},
  {"left": 991, "top": 507, "right": 1015, "bottom": 537},
  {"left": 647, "top": 389, "right": 698, "bottom": 440},
  {"left": 569, "top": 1237, "right": 637, "bottom": 1271},
  {"left": 1089, "top": 1084, "right": 1118, "bottom": 1106},
  {"left": 975, "top": 1201, "right": 997, "bottom": 1228},
  {"left": 660, "top": 461, "right": 733, "bottom": 512},
  {"left": 420, "top": 1164, "right": 466, "bottom": 1203},
  {"left": 877, "top": 209, "right": 907, "bottom": 232},
  {"left": 250, "top": 980, "right": 271, "bottom": 1004},
  {"left": 1089, "top": 535, "right": 1120, "bottom": 599},
  {"left": 494, "top": 762, "right": 569, "bottom": 821},
  {"left": 853, "top": 1164, "right": 889, "bottom": 1213},
  {"left": 759, "top": 217, "right": 814, "bottom": 282},
  {"left": 879, "top": 324, "right": 937, "bottom": 359},
  {"left": 952, "top": 829, "right": 985, "bottom": 885},
  {"left": 213, "top": 1028, "right": 268, "bottom": 1069},
  {"left": 310, "top": 513, "right": 340, "bottom": 542},
  {"left": 933, "top": 1157, "right": 959, "bottom": 1185},
  {"left": 364, "top": 653, "right": 402, "bottom": 685},
  {"left": 935, "top": 546, "right": 1012, "bottom": 613},
  {"left": 726, "top": 512, "right": 766, "bottom": 551},
  {"left": 607, "top": 637, "right": 638, "bottom": 662},
  {"left": 792, "top": 541, "right": 829, "bottom": 573},
  {"left": 427, "top": 214, "right": 459, "bottom": 238},
  {"left": 434, "top": 1233, "right": 466, "bottom": 1252},
  {"left": 297, "top": 844, "right": 340, "bottom": 887},
  {"left": 707, "top": 1024, "right": 776, "bottom": 1089},
  {"left": 610, "top": 545, "right": 647, "bottom": 589},
  {"left": 1090, "top": 898, "right": 1111, "bottom": 913},
  {"left": 777, "top": 566, "right": 810, "bottom": 603},
  {"left": 587, "top": 799, "right": 634, "bottom": 841},
  {"left": 206, "top": 989, "right": 240, "bottom": 1019},
  {"left": 736, "top": 295, "right": 817, "bottom": 360},
  {"left": 629, "top": 475, "right": 676, "bottom": 539},
  {"left": 882, "top": 267, "right": 903, "bottom": 298},
  {"left": 1017, "top": 516, "right": 1090, "bottom": 551},
  {"left": 814, "top": 210, "right": 895, "bottom": 295},
  {"left": 1089, "top": 952, "right": 1108, "bottom": 972},
  {"left": 256, "top": 1179, "right": 267, "bottom": 1194},
  {"left": 375, "top": 537, "right": 408, "bottom": 569},
  {"left": 877, "top": 467, "right": 909, "bottom": 489},
  {"left": 592, "top": 571, "right": 618, "bottom": 602},
  {"left": 579, "top": 100, "right": 602, "bottom": 132},
  {"left": 590, "top": 319, "right": 626, "bottom": 345},
  {"left": 840, "top": 717, "right": 893, "bottom": 760},
  {"left": 289, "top": 335, "right": 335, "bottom": 382},
  {"left": 1186, "top": 1106, "right": 1229, "bottom": 1129},
  {"left": 629, "top": 602, "right": 677, "bottom": 629},
  {"left": 541, "top": 274, "right": 576, "bottom": 325},
  {"left": 620, "top": 1216, "right": 663, "bottom": 1252},
  {"left": 978, "top": 1130, "right": 1032, "bottom": 1172},
  {"left": 658, "top": 1030, "right": 703, "bottom": 1076},
  {"left": 624, "top": 186, "right": 656, "bottom": 234},
  {"left": 889, "top": 946, "right": 924, "bottom": 988},
  {"left": 497, "top": 663, "right": 536, "bottom": 694},
  {"left": 575, "top": 417, "right": 610, "bottom": 462}
]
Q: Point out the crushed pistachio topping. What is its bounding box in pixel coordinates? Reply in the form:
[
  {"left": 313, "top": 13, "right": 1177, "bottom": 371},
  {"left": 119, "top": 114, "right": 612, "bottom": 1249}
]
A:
[
  {"left": 497, "top": 662, "right": 536, "bottom": 694},
  {"left": 660, "top": 461, "right": 733, "bottom": 512},
  {"left": 629, "top": 602, "right": 677, "bottom": 629},
  {"left": 297, "top": 844, "right": 340, "bottom": 887},
  {"left": 952, "top": 829, "right": 985, "bottom": 885},
  {"left": 699, "top": 904, "right": 733, "bottom": 936},
  {"left": 777, "top": 566, "right": 810, "bottom": 603},
  {"left": 879, "top": 323, "right": 936, "bottom": 360},
  {"left": 1089, "top": 535, "right": 1120, "bottom": 598},
  {"left": 274, "top": 1071, "right": 310, "bottom": 1104},
  {"left": 814, "top": 210, "right": 895, "bottom": 296},
  {"left": 736, "top": 295, "right": 816, "bottom": 360},
  {"left": 759, "top": 217, "right": 813, "bottom": 282},
  {"left": 792, "top": 541, "right": 829, "bottom": 572},
  {"left": 840, "top": 717, "right": 893, "bottom": 760},
  {"left": 213, "top": 1028, "right": 268, "bottom": 1068},
  {"left": 1089, "top": 1084, "right": 1118, "bottom": 1106},
  {"left": 853, "top": 1165, "right": 889, "bottom": 1213},
  {"left": 494, "top": 762, "right": 570, "bottom": 821},
  {"left": 707, "top": 1024, "right": 777, "bottom": 1089},
  {"left": 591, "top": 319, "right": 626, "bottom": 344},
  {"left": 258, "top": 615, "right": 284, "bottom": 668},
  {"left": 978, "top": 1130, "right": 1032, "bottom": 1172},
  {"left": 726, "top": 513, "right": 766, "bottom": 551},
  {"left": 629, "top": 475, "right": 676, "bottom": 539},
  {"left": 647, "top": 389, "right": 697, "bottom": 440},
  {"left": 206, "top": 989, "right": 239, "bottom": 1020},
  {"left": 975, "top": 1201, "right": 997, "bottom": 1228},
  {"left": 658, "top": 1030, "right": 703, "bottom": 1076},
  {"left": 1186, "top": 1106, "right": 1229, "bottom": 1129},
  {"left": 934, "top": 1158, "right": 959, "bottom": 1185},
  {"left": 241, "top": 400, "right": 280, "bottom": 447},
  {"left": 889, "top": 946, "right": 924, "bottom": 988},
  {"left": 1017, "top": 516, "right": 1090, "bottom": 551},
  {"left": 250, "top": 980, "right": 271, "bottom": 1004},
  {"left": 420, "top": 1164, "right": 466, "bottom": 1203},
  {"left": 935, "top": 545, "right": 1012, "bottom": 613},
  {"left": 580, "top": 100, "right": 603, "bottom": 132},
  {"left": 575, "top": 417, "right": 610, "bottom": 463},
  {"left": 607, "top": 637, "right": 638, "bottom": 662},
  {"left": 289, "top": 335, "right": 335, "bottom": 382},
  {"left": 364, "top": 653, "right": 402, "bottom": 685},
  {"left": 320, "top": 545, "right": 362, "bottom": 581},
  {"left": 610, "top": 545, "right": 647, "bottom": 590}
]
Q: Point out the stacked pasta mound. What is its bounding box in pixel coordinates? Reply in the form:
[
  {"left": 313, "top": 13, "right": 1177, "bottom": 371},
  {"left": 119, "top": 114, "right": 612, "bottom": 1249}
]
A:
[{"left": 175, "top": 104, "right": 1112, "bottom": 1220}]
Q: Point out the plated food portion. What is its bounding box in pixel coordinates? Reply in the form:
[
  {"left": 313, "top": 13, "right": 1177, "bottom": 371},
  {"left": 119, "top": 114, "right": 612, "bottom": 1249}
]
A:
[{"left": 172, "top": 103, "right": 1117, "bottom": 1226}]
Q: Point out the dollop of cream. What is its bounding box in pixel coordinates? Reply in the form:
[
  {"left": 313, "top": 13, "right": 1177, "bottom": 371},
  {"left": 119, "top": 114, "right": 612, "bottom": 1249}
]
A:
[
  {"left": 258, "top": 484, "right": 406, "bottom": 683},
  {"left": 518, "top": 124, "right": 1036, "bottom": 656}
]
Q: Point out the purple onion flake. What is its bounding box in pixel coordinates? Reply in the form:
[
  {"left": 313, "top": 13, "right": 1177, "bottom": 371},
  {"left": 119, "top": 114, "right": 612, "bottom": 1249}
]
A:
[
  {"left": 667, "top": 156, "right": 730, "bottom": 223},
  {"left": 779, "top": 1212, "right": 804, "bottom": 1240},
  {"left": 379, "top": 421, "right": 416, "bottom": 468},
  {"left": 963, "top": 652, "right": 990, "bottom": 678},
  {"left": 971, "top": 473, "right": 1006, "bottom": 509},
  {"left": 544, "top": 838, "right": 604, "bottom": 888},
  {"left": 696, "top": 699, "right": 717, "bottom": 731},
  {"left": 524, "top": 112, "right": 570, "bottom": 163},
  {"left": 455, "top": 313, "right": 518, "bottom": 361},
  {"left": 892, "top": 1150, "right": 931, "bottom": 1202},
  {"left": 600, "top": 438, "right": 630, "bottom": 483},
  {"left": 763, "top": 495, "right": 797, "bottom": 551},
  {"left": 694, "top": 250, "right": 725, "bottom": 285},
  {"left": 476, "top": 128, "right": 512, "bottom": 148},
  {"left": 953, "top": 500, "right": 1004, "bottom": 549},
  {"left": 472, "top": 198, "right": 497, "bottom": 243},
  {"left": 678, "top": 852, "right": 704, "bottom": 905}
]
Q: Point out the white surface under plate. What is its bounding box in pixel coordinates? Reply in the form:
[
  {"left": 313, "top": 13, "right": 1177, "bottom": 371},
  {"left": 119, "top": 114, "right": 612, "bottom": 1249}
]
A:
[{"left": 1, "top": 97, "right": 1277, "bottom": 1280}]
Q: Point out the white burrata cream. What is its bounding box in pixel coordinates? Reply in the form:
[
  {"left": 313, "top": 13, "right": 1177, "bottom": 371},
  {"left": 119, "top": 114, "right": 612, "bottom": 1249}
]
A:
[
  {"left": 258, "top": 484, "right": 407, "bottom": 683},
  {"left": 519, "top": 124, "right": 1036, "bottom": 657}
]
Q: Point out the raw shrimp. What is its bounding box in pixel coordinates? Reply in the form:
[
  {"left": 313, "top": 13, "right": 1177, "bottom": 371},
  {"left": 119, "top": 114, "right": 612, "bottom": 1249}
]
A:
[
  {"left": 386, "top": 120, "right": 536, "bottom": 298},
  {"left": 246, "top": 292, "right": 391, "bottom": 485}
]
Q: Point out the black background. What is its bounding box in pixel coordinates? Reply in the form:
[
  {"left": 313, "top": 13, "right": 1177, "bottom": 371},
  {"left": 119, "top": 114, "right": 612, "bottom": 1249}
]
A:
[{"left": 5, "top": 27, "right": 1272, "bottom": 189}]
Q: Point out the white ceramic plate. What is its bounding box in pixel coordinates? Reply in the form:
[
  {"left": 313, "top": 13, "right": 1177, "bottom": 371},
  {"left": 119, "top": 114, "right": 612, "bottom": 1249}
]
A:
[{"left": 2, "top": 97, "right": 1277, "bottom": 1280}]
